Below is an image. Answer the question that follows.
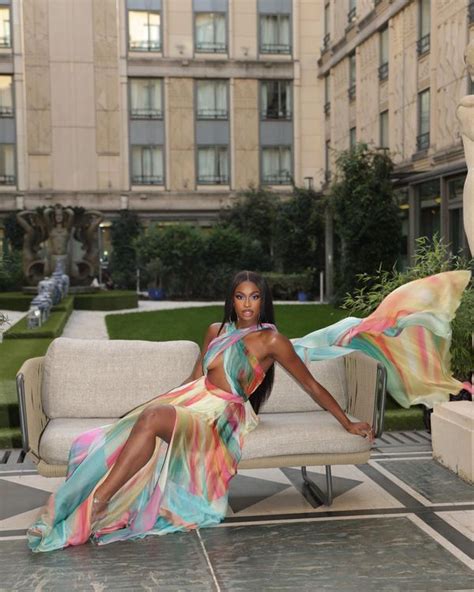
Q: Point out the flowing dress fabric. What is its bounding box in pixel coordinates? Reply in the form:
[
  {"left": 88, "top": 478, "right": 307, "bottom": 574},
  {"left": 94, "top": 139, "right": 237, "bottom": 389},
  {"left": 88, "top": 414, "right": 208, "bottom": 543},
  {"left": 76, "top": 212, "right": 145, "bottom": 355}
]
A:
[
  {"left": 293, "top": 270, "right": 472, "bottom": 408},
  {"left": 27, "top": 323, "right": 276, "bottom": 553}
]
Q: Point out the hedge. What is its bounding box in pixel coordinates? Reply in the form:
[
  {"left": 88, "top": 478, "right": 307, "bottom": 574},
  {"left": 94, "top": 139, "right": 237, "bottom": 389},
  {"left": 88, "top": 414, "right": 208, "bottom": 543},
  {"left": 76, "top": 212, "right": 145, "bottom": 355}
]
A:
[
  {"left": 73, "top": 290, "right": 138, "bottom": 311},
  {"left": 0, "top": 292, "right": 32, "bottom": 311},
  {"left": 4, "top": 308, "right": 72, "bottom": 339},
  {"left": 262, "top": 272, "right": 312, "bottom": 300}
]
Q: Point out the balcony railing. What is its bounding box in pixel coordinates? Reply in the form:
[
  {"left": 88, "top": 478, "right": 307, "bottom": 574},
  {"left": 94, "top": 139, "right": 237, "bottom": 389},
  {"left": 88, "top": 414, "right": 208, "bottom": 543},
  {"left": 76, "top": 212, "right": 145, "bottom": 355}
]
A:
[
  {"left": 0, "top": 36, "right": 10, "bottom": 48},
  {"left": 0, "top": 174, "right": 15, "bottom": 185},
  {"left": 324, "top": 102, "right": 331, "bottom": 116},
  {"left": 416, "top": 132, "right": 430, "bottom": 151},
  {"left": 322, "top": 33, "right": 331, "bottom": 51},
  {"left": 132, "top": 174, "right": 163, "bottom": 185},
  {"left": 378, "top": 62, "right": 389, "bottom": 81},
  {"left": 197, "top": 109, "right": 228, "bottom": 120},
  {"left": 130, "top": 108, "right": 163, "bottom": 119},
  {"left": 195, "top": 41, "right": 227, "bottom": 53},
  {"left": 197, "top": 174, "right": 229, "bottom": 184},
  {"left": 347, "top": 7, "right": 357, "bottom": 24},
  {"left": 416, "top": 33, "right": 430, "bottom": 56},
  {"left": 129, "top": 39, "right": 161, "bottom": 52},
  {"left": 261, "top": 109, "right": 292, "bottom": 120},
  {"left": 263, "top": 172, "right": 292, "bottom": 185},
  {"left": 348, "top": 84, "right": 356, "bottom": 101},
  {"left": 0, "top": 106, "right": 13, "bottom": 117},
  {"left": 469, "top": 0, "right": 474, "bottom": 23},
  {"left": 260, "top": 43, "right": 291, "bottom": 54}
]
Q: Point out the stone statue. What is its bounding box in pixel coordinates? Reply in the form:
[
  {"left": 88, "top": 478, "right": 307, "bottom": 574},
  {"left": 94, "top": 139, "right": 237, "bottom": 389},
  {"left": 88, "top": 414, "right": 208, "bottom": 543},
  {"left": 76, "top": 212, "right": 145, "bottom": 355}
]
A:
[
  {"left": 43, "top": 204, "right": 74, "bottom": 276},
  {"left": 16, "top": 210, "right": 48, "bottom": 283},
  {"left": 455, "top": 41, "right": 474, "bottom": 255}
]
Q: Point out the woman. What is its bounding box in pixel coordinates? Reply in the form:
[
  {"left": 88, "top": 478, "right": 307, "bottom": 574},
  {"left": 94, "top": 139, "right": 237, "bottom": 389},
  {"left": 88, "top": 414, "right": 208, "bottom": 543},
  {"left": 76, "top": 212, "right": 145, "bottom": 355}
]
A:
[{"left": 28, "top": 270, "right": 373, "bottom": 552}]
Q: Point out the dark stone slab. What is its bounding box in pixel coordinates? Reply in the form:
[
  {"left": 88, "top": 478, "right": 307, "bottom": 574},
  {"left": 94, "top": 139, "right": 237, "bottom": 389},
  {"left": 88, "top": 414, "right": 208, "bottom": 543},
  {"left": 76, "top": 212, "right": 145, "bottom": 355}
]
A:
[
  {"left": 0, "top": 533, "right": 216, "bottom": 591},
  {"left": 378, "top": 459, "right": 474, "bottom": 503},
  {"left": 200, "top": 517, "right": 473, "bottom": 591},
  {"left": 228, "top": 473, "right": 291, "bottom": 513},
  {"left": 0, "top": 478, "right": 51, "bottom": 521}
]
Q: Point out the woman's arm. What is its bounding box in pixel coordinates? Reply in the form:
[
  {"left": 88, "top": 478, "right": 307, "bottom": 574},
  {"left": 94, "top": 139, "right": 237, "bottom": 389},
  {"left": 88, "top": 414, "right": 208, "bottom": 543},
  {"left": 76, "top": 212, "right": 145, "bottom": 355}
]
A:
[
  {"left": 181, "top": 322, "right": 221, "bottom": 384},
  {"left": 266, "top": 332, "right": 374, "bottom": 441}
]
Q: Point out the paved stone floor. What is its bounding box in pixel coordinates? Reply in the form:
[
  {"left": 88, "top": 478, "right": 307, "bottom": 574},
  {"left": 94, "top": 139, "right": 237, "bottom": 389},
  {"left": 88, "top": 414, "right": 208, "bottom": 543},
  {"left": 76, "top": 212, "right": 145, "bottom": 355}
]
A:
[{"left": 1, "top": 431, "right": 472, "bottom": 591}]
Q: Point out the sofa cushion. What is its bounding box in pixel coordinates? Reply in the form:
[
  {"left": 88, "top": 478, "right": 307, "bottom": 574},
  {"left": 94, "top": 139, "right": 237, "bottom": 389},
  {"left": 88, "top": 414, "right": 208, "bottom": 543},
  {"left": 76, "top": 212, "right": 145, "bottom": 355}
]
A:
[
  {"left": 42, "top": 337, "right": 200, "bottom": 418},
  {"left": 241, "top": 411, "right": 369, "bottom": 460},
  {"left": 39, "top": 418, "right": 118, "bottom": 465},
  {"left": 262, "top": 358, "right": 347, "bottom": 414}
]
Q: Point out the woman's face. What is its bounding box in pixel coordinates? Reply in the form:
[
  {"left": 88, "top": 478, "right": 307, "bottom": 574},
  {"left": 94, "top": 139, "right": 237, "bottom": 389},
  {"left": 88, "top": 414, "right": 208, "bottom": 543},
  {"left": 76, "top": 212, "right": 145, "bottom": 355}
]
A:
[{"left": 233, "top": 281, "right": 262, "bottom": 327}]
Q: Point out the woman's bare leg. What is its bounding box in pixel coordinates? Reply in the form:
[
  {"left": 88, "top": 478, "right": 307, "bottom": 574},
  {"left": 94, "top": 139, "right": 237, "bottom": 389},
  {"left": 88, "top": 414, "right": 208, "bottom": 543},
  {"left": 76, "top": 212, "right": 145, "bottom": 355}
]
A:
[{"left": 91, "top": 404, "right": 176, "bottom": 523}]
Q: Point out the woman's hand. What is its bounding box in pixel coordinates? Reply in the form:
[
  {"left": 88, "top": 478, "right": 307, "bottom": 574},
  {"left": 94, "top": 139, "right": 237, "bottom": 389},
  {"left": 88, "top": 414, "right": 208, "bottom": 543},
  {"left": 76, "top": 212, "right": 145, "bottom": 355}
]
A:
[{"left": 345, "top": 421, "right": 375, "bottom": 442}]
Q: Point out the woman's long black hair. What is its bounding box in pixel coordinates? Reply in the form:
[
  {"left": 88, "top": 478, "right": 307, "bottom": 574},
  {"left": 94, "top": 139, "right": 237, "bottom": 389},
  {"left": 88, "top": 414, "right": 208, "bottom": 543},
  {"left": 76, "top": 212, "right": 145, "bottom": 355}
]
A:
[{"left": 218, "top": 270, "right": 275, "bottom": 414}]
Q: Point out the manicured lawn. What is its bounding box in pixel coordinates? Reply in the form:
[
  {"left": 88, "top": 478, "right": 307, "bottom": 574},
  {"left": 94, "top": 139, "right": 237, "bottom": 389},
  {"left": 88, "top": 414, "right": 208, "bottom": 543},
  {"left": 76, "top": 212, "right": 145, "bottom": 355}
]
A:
[{"left": 105, "top": 304, "right": 350, "bottom": 344}]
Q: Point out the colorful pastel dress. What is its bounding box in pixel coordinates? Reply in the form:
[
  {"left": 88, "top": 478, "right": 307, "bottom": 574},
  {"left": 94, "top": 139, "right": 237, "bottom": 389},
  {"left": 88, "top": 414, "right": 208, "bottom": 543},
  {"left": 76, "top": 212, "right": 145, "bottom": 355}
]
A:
[{"left": 27, "top": 322, "right": 276, "bottom": 552}]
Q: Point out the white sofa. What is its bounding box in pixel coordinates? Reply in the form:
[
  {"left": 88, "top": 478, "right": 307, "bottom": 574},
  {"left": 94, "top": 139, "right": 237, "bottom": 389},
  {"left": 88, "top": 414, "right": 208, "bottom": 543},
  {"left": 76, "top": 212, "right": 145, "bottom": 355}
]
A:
[{"left": 17, "top": 337, "right": 386, "bottom": 505}]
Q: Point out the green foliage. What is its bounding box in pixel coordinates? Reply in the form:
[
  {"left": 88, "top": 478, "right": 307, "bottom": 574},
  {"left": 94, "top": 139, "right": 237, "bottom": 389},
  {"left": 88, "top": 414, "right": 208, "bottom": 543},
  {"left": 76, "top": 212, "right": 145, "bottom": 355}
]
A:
[
  {"left": 110, "top": 211, "right": 142, "bottom": 289},
  {"left": 330, "top": 143, "right": 402, "bottom": 302},
  {"left": 343, "top": 236, "right": 474, "bottom": 381},
  {"left": 262, "top": 272, "right": 313, "bottom": 300},
  {"left": 0, "top": 291, "right": 32, "bottom": 311},
  {"left": 4, "top": 309, "right": 72, "bottom": 339},
  {"left": 73, "top": 290, "right": 138, "bottom": 311},
  {"left": 3, "top": 212, "right": 23, "bottom": 252},
  {"left": 0, "top": 251, "right": 23, "bottom": 291}
]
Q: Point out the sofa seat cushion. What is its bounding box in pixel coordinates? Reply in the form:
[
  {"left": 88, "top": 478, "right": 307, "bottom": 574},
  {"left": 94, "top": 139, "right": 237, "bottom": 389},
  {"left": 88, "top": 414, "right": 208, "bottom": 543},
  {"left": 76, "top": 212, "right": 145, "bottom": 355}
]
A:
[
  {"left": 39, "top": 418, "right": 118, "bottom": 465},
  {"left": 42, "top": 337, "right": 200, "bottom": 418},
  {"left": 241, "top": 411, "right": 370, "bottom": 461},
  {"left": 262, "top": 358, "right": 348, "bottom": 413}
]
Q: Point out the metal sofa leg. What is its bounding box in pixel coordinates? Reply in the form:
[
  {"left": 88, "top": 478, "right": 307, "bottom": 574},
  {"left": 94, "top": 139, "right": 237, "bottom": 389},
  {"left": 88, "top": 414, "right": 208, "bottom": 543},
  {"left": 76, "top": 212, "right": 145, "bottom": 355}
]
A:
[{"left": 301, "top": 465, "right": 333, "bottom": 506}]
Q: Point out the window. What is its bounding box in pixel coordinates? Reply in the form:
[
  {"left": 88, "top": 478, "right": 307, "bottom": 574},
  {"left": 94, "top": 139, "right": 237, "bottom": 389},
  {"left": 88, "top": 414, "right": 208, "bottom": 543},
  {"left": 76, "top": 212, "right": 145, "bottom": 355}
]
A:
[
  {"left": 130, "top": 79, "right": 162, "bottom": 119},
  {"left": 197, "top": 146, "right": 229, "bottom": 184},
  {"left": 348, "top": 53, "right": 356, "bottom": 101},
  {"left": 260, "top": 14, "right": 291, "bottom": 54},
  {"left": 417, "top": 88, "right": 430, "bottom": 151},
  {"left": 323, "top": 3, "right": 330, "bottom": 51},
  {"left": 394, "top": 187, "right": 409, "bottom": 270},
  {"left": 380, "top": 110, "right": 389, "bottom": 148},
  {"left": 447, "top": 177, "right": 467, "bottom": 255},
  {"left": 196, "top": 80, "right": 227, "bottom": 120},
  {"left": 379, "top": 27, "right": 389, "bottom": 81},
  {"left": 324, "top": 74, "right": 331, "bottom": 115},
  {"left": 417, "top": 0, "right": 430, "bottom": 55},
  {"left": 0, "top": 8, "right": 10, "bottom": 48},
  {"left": 325, "top": 139, "right": 331, "bottom": 182},
  {"left": 0, "top": 144, "right": 15, "bottom": 184},
  {"left": 131, "top": 146, "right": 164, "bottom": 184},
  {"left": 0, "top": 75, "right": 13, "bottom": 117},
  {"left": 195, "top": 13, "right": 226, "bottom": 53},
  {"left": 348, "top": 0, "right": 357, "bottom": 24},
  {"left": 262, "top": 146, "right": 292, "bottom": 184},
  {"left": 261, "top": 80, "right": 292, "bottom": 120},
  {"left": 128, "top": 11, "right": 161, "bottom": 52},
  {"left": 417, "top": 179, "right": 440, "bottom": 242},
  {"left": 349, "top": 127, "right": 356, "bottom": 149}
]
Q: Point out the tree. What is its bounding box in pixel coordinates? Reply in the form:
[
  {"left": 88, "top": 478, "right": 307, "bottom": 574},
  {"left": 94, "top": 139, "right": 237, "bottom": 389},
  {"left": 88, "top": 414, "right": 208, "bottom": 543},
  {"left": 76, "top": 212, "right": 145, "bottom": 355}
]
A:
[
  {"left": 330, "top": 143, "right": 402, "bottom": 301},
  {"left": 110, "top": 211, "right": 142, "bottom": 289}
]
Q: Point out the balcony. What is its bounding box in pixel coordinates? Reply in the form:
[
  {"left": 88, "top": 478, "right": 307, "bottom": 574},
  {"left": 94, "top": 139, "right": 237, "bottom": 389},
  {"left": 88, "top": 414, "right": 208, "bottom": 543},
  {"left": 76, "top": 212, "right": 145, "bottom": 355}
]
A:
[
  {"left": 197, "top": 174, "right": 229, "bottom": 185},
  {"left": 261, "top": 109, "right": 292, "bottom": 121},
  {"left": 260, "top": 43, "right": 291, "bottom": 55},
  {"left": 348, "top": 84, "right": 356, "bottom": 101},
  {"left": 324, "top": 102, "right": 331, "bottom": 116},
  {"left": 416, "top": 132, "right": 430, "bottom": 151},
  {"left": 197, "top": 109, "right": 228, "bottom": 120},
  {"left": 378, "top": 62, "right": 389, "bottom": 81},
  {"left": 347, "top": 7, "right": 357, "bottom": 25},
  {"left": 0, "top": 106, "right": 13, "bottom": 117},
  {"left": 0, "top": 174, "right": 15, "bottom": 185},
  {"left": 130, "top": 108, "right": 163, "bottom": 120},
  {"left": 195, "top": 41, "right": 227, "bottom": 53},
  {"left": 132, "top": 175, "right": 163, "bottom": 185},
  {"left": 416, "top": 34, "right": 430, "bottom": 56},
  {"left": 129, "top": 39, "right": 161, "bottom": 52}
]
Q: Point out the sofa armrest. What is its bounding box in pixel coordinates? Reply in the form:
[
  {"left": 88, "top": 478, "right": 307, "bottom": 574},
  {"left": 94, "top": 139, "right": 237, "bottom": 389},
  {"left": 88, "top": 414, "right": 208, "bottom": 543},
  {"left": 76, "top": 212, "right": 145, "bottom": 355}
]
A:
[
  {"left": 344, "top": 352, "right": 387, "bottom": 437},
  {"left": 16, "top": 356, "right": 48, "bottom": 460}
]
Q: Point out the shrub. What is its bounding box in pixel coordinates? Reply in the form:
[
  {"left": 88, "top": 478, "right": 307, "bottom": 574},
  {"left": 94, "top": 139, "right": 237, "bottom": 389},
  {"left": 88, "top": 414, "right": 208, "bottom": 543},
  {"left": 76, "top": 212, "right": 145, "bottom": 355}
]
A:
[
  {"left": 0, "top": 251, "right": 23, "bottom": 292},
  {"left": 262, "top": 272, "right": 313, "bottom": 300},
  {"left": 73, "top": 291, "right": 138, "bottom": 311},
  {"left": 4, "top": 309, "right": 72, "bottom": 339},
  {"left": 330, "top": 143, "right": 402, "bottom": 302},
  {"left": 342, "top": 236, "right": 473, "bottom": 381},
  {"left": 109, "top": 211, "right": 142, "bottom": 289}
]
